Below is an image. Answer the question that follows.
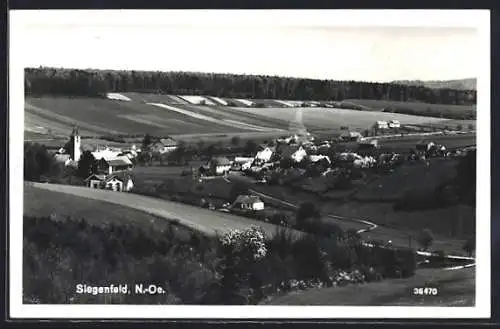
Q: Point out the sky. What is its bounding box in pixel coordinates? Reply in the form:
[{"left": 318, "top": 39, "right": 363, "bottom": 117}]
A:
[{"left": 11, "top": 10, "right": 487, "bottom": 82}]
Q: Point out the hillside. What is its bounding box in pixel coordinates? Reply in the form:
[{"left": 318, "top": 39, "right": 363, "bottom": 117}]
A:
[
  {"left": 392, "top": 78, "right": 476, "bottom": 91},
  {"left": 25, "top": 95, "right": 469, "bottom": 145}
]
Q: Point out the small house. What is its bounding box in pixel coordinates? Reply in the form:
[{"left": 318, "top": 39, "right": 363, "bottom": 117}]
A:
[
  {"left": 103, "top": 176, "right": 124, "bottom": 192},
  {"left": 255, "top": 147, "right": 274, "bottom": 163},
  {"left": 373, "top": 121, "right": 389, "bottom": 130},
  {"left": 159, "top": 138, "right": 178, "bottom": 153},
  {"left": 232, "top": 195, "right": 265, "bottom": 211},
  {"left": 291, "top": 146, "right": 308, "bottom": 163},
  {"left": 209, "top": 156, "right": 232, "bottom": 175},
  {"left": 388, "top": 120, "right": 401, "bottom": 129},
  {"left": 106, "top": 156, "right": 134, "bottom": 175},
  {"left": 85, "top": 174, "right": 107, "bottom": 189}
]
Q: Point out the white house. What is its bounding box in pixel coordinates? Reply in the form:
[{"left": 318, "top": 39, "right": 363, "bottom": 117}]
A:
[
  {"left": 373, "top": 121, "right": 389, "bottom": 130},
  {"left": 159, "top": 138, "right": 178, "bottom": 153},
  {"left": 209, "top": 156, "right": 232, "bottom": 175},
  {"left": 388, "top": 120, "right": 401, "bottom": 128},
  {"left": 232, "top": 195, "right": 265, "bottom": 211},
  {"left": 291, "top": 146, "right": 308, "bottom": 163},
  {"left": 84, "top": 173, "right": 134, "bottom": 192},
  {"left": 255, "top": 147, "right": 274, "bottom": 163}
]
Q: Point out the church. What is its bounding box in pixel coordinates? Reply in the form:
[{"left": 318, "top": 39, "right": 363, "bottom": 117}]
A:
[{"left": 54, "top": 126, "right": 82, "bottom": 167}]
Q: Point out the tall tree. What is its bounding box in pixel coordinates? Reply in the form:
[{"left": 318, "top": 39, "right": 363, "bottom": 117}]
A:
[{"left": 77, "top": 151, "right": 98, "bottom": 178}]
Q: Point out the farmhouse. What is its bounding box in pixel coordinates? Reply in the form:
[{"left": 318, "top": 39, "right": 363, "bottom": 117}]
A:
[
  {"left": 232, "top": 195, "right": 265, "bottom": 211},
  {"left": 84, "top": 173, "right": 134, "bottom": 192},
  {"left": 373, "top": 120, "right": 389, "bottom": 130},
  {"left": 101, "top": 156, "right": 134, "bottom": 175},
  {"left": 291, "top": 146, "right": 308, "bottom": 163},
  {"left": 388, "top": 120, "right": 401, "bottom": 128},
  {"left": 159, "top": 137, "right": 178, "bottom": 153},
  {"left": 209, "top": 156, "right": 232, "bottom": 175},
  {"left": 85, "top": 174, "right": 107, "bottom": 189},
  {"left": 255, "top": 147, "right": 275, "bottom": 163}
]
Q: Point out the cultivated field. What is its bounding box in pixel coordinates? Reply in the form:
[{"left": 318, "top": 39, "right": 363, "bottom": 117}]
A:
[
  {"left": 230, "top": 106, "right": 453, "bottom": 131},
  {"left": 265, "top": 267, "right": 475, "bottom": 306},
  {"left": 24, "top": 94, "right": 474, "bottom": 145}
]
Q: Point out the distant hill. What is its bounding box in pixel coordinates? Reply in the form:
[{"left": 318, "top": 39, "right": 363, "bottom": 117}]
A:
[{"left": 392, "top": 78, "right": 476, "bottom": 91}]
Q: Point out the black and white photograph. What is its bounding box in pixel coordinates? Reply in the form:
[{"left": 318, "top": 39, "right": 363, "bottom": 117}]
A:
[{"left": 9, "top": 9, "right": 490, "bottom": 319}]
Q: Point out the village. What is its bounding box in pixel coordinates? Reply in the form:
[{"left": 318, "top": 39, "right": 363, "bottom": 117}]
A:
[{"left": 51, "top": 118, "right": 475, "bottom": 224}]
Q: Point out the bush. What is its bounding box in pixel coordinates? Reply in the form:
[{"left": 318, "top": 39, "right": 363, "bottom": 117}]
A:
[
  {"left": 24, "top": 142, "right": 62, "bottom": 182},
  {"left": 296, "top": 202, "right": 320, "bottom": 224}
]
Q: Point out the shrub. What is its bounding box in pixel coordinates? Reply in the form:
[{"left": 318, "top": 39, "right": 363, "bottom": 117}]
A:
[
  {"left": 290, "top": 234, "right": 331, "bottom": 282},
  {"left": 296, "top": 202, "right": 320, "bottom": 224}
]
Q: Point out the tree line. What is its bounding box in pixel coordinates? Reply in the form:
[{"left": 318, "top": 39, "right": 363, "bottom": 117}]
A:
[{"left": 25, "top": 67, "right": 476, "bottom": 105}]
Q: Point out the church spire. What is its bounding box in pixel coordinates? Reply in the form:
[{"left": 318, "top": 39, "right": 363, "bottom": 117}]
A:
[{"left": 71, "top": 125, "right": 79, "bottom": 136}]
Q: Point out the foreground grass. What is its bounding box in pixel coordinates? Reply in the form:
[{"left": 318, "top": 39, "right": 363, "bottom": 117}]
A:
[
  {"left": 24, "top": 184, "right": 181, "bottom": 232},
  {"left": 264, "top": 267, "right": 475, "bottom": 306}
]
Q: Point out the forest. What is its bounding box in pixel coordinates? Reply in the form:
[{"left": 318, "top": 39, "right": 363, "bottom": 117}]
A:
[{"left": 25, "top": 67, "right": 476, "bottom": 105}]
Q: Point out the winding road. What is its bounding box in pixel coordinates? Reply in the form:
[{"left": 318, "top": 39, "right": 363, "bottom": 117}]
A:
[
  {"left": 27, "top": 182, "right": 303, "bottom": 239},
  {"left": 29, "top": 179, "right": 474, "bottom": 268},
  {"left": 223, "top": 176, "right": 475, "bottom": 268}
]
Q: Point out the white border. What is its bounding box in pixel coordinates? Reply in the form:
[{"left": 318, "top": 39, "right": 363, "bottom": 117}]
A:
[{"left": 9, "top": 10, "right": 491, "bottom": 319}]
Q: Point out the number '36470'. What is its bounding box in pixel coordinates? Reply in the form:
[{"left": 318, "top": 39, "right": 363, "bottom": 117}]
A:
[{"left": 413, "top": 287, "right": 438, "bottom": 296}]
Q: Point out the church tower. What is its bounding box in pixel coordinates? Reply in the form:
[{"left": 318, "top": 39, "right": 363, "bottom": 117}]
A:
[{"left": 70, "top": 126, "right": 81, "bottom": 162}]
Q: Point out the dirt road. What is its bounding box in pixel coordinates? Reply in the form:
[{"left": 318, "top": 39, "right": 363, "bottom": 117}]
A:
[{"left": 28, "top": 182, "right": 301, "bottom": 238}]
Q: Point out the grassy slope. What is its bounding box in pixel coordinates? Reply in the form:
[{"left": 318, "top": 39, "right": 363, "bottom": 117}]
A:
[
  {"left": 25, "top": 96, "right": 248, "bottom": 137},
  {"left": 265, "top": 267, "right": 475, "bottom": 306},
  {"left": 354, "top": 159, "right": 458, "bottom": 201},
  {"left": 24, "top": 184, "right": 187, "bottom": 235},
  {"left": 230, "top": 106, "right": 452, "bottom": 132}
]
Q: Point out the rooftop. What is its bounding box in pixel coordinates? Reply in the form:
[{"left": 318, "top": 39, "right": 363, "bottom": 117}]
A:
[
  {"left": 210, "top": 156, "right": 232, "bottom": 166},
  {"left": 234, "top": 195, "right": 263, "bottom": 204}
]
